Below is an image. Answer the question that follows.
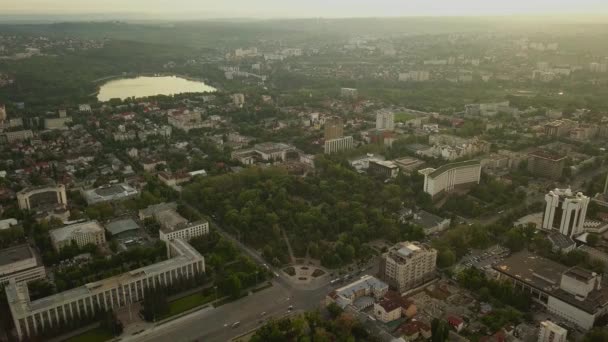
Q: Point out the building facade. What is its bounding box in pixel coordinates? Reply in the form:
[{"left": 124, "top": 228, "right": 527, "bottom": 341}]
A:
[
  {"left": 542, "top": 188, "right": 589, "bottom": 237},
  {"left": 368, "top": 160, "right": 399, "bottom": 179},
  {"left": 49, "top": 221, "right": 106, "bottom": 251},
  {"left": 324, "top": 136, "right": 354, "bottom": 155},
  {"left": 380, "top": 242, "right": 437, "bottom": 293},
  {"left": 418, "top": 160, "right": 481, "bottom": 198},
  {"left": 0, "top": 245, "right": 46, "bottom": 287},
  {"left": 528, "top": 150, "right": 566, "bottom": 180},
  {"left": 324, "top": 117, "right": 344, "bottom": 140},
  {"left": 538, "top": 321, "right": 567, "bottom": 342},
  {"left": 17, "top": 185, "right": 67, "bottom": 211},
  {"left": 6, "top": 238, "right": 204, "bottom": 340},
  {"left": 376, "top": 110, "right": 395, "bottom": 131}
]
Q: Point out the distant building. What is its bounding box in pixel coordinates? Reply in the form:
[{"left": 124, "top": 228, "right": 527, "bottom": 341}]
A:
[
  {"left": 105, "top": 219, "right": 140, "bottom": 238},
  {"left": 400, "top": 209, "right": 451, "bottom": 235},
  {"left": 542, "top": 188, "right": 589, "bottom": 237},
  {"left": 368, "top": 160, "right": 399, "bottom": 179},
  {"left": 324, "top": 136, "right": 354, "bottom": 155},
  {"left": 324, "top": 116, "right": 344, "bottom": 140},
  {"left": 49, "top": 220, "right": 106, "bottom": 251},
  {"left": 376, "top": 110, "right": 395, "bottom": 131},
  {"left": 17, "top": 185, "right": 67, "bottom": 211},
  {"left": 232, "top": 142, "right": 299, "bottom": 165},
  {"left": 544, "top": 119, "right": 576, "bottom": 138},
  {"left": 141, "top": 203, "right": 209, "bottom": 242},
  {"left": 418, "top": 160, "right": 481, "bottom": 199},
  {"left": 340, "top": 87, "right": 358, "bottom": 98},
  {"left": 398, "top": 70, "right": 430, "bottom": 82},
  {"left": 465, "top": 101, "right": 511, "bottom": 117},
  {"left": 325, "top": 275, "right": 388, "bottom": 309},
  {"left": 0, "top": 244, "right": 46, "bottom": 287},
  {"left": 2, "top": 130, "right": 33, "bottom": 143},
  {"left": 380, "top": 241, "right": 437, "bottom": 293},
  {"left": 44, "top": 117, "right": 72, "bottom": 130},
  {"left": 0, "top": 104, "right": 6, "bottom": 121},
  {"left": 231, "top": 93, "right": 245, "bottom": 107},
  {"left": 0, "top": 218, "right": 18, "bottom": 230},
  {"left": 528, "top": 150, "right": 566, "bottom": 180},
  {"left": 82, "top": 183, "right": 138, "bottom": 205},
  {"left": 78, "top": 104, "right": 92, "bottom": 112},
  {"left": 538, "top": 320, "right": 567, "bottom": 342},
  {"left": 167, "top": 109, "right": 204, "bottom": 132}
]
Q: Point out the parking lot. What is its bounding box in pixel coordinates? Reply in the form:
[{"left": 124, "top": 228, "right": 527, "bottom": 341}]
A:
[{"left": 457, "top": 245, "right": 510, "bottom": 271}]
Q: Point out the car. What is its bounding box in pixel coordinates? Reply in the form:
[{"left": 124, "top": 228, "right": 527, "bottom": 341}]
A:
[
  {"left": 288, "top": 305, "right": 294, "bottom": 310},
  {"left": 260, "top": 311, "right": 266, "bottom": 316},
  {"left": 232, "top": 322, "right": 241, "bottom": 328},
  {"left": 274, "top": 272, "right": 280, "bottom": 277}
]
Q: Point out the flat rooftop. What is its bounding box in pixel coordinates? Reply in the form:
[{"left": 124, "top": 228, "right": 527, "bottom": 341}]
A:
[
  {"left": 493, "top": 251, "right": 568, "bottom": 292},
  {"left": 428, "top": 160, "right": 480, "bottom": 178},
  {"left": 50, "top": 221, "right": 104, "bottom": 243},
  {"left": 0, "top": 244, "right": 34, "bottom": 268},
  {"left": 528, "top": 150, "right": 566, "bottom": 161},
  {"left": 335, "top": 275, "right": 388, "bottom": 299},
  {"left": 105, "top": 219, "right": 140, "bottom": 236}
]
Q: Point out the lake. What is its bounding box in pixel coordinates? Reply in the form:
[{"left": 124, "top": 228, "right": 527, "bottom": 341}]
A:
[{"left": 97, "top": 76, "right": 216, "bottom": 101}]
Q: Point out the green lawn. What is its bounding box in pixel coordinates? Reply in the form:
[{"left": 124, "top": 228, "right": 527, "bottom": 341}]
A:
[
  {"left": 394, "top": 112, "right": 416, "bottom": 122},
  {"left": 63, "top": 327, "right": 113, "bottom": 342},
  {"left": 161, "top": 292, "right": 215, "bottom": 319}
]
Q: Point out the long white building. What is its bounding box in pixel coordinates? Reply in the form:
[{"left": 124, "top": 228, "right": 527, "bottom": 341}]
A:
[
  {"left": 542, "top": 188, "right": 589, "bottom": 237},
  {"left": 6, "top": 238, "right": 204, "bottom": 340},
  {"left": 418, "top": 160, "right": 481, "bottom": 198},
  {"left": 324, "top": 136, "right": 354, "bottom": 154}
]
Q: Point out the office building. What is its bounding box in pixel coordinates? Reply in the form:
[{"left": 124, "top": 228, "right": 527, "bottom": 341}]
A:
[
  {"left": 0, "top": 244, "right": 46, "bottom": 287},
  {"left": 17, "top": 185, "right": 67, "bottom": 211},
  {"left": 167, "top": 109, "right": 204, "bottom": 132},
  {"left": 231, "top": 93, "right": 245, "bottom": 107},
  {"left": 494, "top": 251, "right": 608, "bottom": 330},
  {"left": 6, "top": 238, "right": 204, "bottom": 340},
  {"left": 544, "top": 119, "right": 576, "bottom": 138},
  {"left": 538, "top": 321, "right": 567, "bottom": 342},
  {"left": 340, "top": 87, "right": 358, "bottom": 98},
  {"left": 3, "top": 130, "right": 34, "bottom": 143},
  {"left": 44, "top": 117, "right": 72, "bottom": 130},
  {"left": 528, "top": 150, "right": 566, "bottom": 180},
  {"left": 542, "top": 188, "right": 589, "bottom": 237},
  {"left": 380, "top": 242, "right": 437, "bottom": 293},
  {"left": 231, "top": 142, "right": 299, "bottom": 165},
  {"left": 376, "top": 110, "right": 395, "bottom": 131},
  {"left": 153, "top": 208, "right": 209, "bottom": 243},
  {"left": 326, "top": 275, "right": 388, "bottom": 309},
  {"left": 50, "top": 221, "right": 106, "bottom": 251},
  {"left": 82, "top": 183, "right": 138, "bottom": 205},
  {"left": 368, "top": 160, "right": 399, "bottom": 179},
  {"left": 324, "top": 136, "right": 354, "bottom": 155},
  {"left": 398, "top": 70, "right": 430, "bottom": 82},
  {"left": 418, "top": 160, "right": 481, "bottom": 199},
  {"left": 324, "top": 116, "right": 344, "bottom": 140}
]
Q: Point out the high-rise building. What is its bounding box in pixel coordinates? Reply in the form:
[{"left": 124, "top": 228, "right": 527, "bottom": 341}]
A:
[
  {"left": 324, "top": 136, "right": 354, "bottom": 155},
  {"left": 538, "top": 321, "right": 567, "bottom": 342},
  {"left": 231, "top": 93, "right": 245, "bottom": 107},
  {"left": 376, "top": 110, "right": 395, "bottom": 131},
  {"left": 379, "top": 241, "right": 437, "bottom": 293},
  {"left": 542, "top": 188, "right": 589, "bottom": 237},
  {"left": 528, "top": 150, "right": 566, "bottom": 180},
  {"left": 324, "top": 116, "right": 344, "bottom": 140}
]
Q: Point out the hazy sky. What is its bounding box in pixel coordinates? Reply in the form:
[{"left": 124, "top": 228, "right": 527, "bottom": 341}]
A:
[{"left": 2, "top": 0, "right": 608, "bottom": 18}]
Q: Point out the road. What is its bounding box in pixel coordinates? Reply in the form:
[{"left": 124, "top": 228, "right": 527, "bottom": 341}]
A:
[{"left": 122, "top": 206, "right": 334, "bottom": 342}]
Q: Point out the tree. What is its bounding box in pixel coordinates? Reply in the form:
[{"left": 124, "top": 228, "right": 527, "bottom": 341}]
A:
[
  {"left": 584, "top": 327, "right": 608, "bottom": 342},
  {"left": 431, "top": 318, "right": 450, "bottom": 342},
  {"left": 327, "top": 302, "right": 343, "bottom": 319},
  {"left": 587, "top": 233, "right": 600, "bottom": 247},
  {"left": 225, "top": 274, "right": 242, "bottom": 299}
]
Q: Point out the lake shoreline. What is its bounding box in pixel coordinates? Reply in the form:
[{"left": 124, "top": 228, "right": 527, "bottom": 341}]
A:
[{"left": 96, "top": 75, "right": 218, "bottom": 102}]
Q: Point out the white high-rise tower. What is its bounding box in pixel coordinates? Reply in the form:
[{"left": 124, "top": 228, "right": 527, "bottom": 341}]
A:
[
  {"left": 376, "top": 110, "right": 395, "bottom": 131},
  {"left": 542, "top": 188, "right": 589, "bottom": 237}
]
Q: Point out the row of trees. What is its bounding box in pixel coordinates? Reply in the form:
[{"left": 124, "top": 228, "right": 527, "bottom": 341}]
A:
[{"left": 140, "top": 271, "right": 207, "bottom": 321}]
